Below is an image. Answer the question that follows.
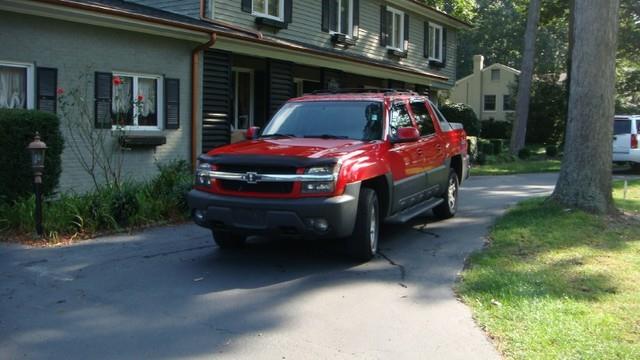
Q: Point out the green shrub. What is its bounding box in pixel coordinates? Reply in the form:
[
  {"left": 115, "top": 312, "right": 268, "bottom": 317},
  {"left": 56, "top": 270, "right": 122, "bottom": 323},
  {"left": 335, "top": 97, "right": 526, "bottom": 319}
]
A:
[
  {"left": 518, "top": 148, "right": 532, "bottom": 160},
  {"left": 467, "top": 137, "right": 479, "bottom": 162},
  {"left": 545, "top": 145, "right": 558, "bottom": 157},
  {"left": 0, "top": 109, "right": 64, "bottom": 203},
  {"left": 479, "top": 141, "right": 495, "bottom": 156},
  {"left": 476, "top": 153, "right": 488, "bottom": 165},
  {"left": 0, "top": 159, "right": 192, "bottom": 239},
  {"left": 490, "top": 139, "right": 504, "bottom": 155},
  {"left": 440, "top": 103, "right": 481, "bottom": 136},
  {"left": 527, "top": 79, "right": 567, "bottom": 144},
  {"left": 481, "top": 119, "right": 512, "bottom": 139}
]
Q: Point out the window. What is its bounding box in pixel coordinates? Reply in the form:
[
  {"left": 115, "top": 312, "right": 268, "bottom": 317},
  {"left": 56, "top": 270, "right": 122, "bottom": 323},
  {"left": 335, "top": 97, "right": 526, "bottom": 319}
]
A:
[
  {"left": 328, "top": 0, "right": 353, "bottom": 36},
  {"left": 389, "top": 101, "right": 413, "bottom": 137},
  {"left": 491, "top": 69, "right": 500, "bottom": 81},
  {"left": 294, "top": 78, "right": 321, "bottom": 97},
  {"left": 252, "top": 0, "right": 283, "bottom": 21},
  {"left": 386, "top": 6, "right": 404, "bottom": 51},
  {"left": 112, "top": 73, "right": 162, "bottom": 129},
  {"left": 431, "top": 101, "right": 453, "bottom": 131},
  {"left": 232, "top": 69, "right": 253, "bottom": 130},
  {"left": 410, "top": 101, "right": 435, "bottom": 136},
  {"left": 428, "top": 23, "right": 443, "bottom": 62},
  {"left": 0, "top": 62, "right": 34, "bottom": 109},
  {"left": 484, "top": 95, "right": 496, "bottom": 112},
  {"left": 503, "top": 94, "right": 515, "bottom": 111},
  {"left": 614, "top": 119, "right": 631, "bottom": 135}
]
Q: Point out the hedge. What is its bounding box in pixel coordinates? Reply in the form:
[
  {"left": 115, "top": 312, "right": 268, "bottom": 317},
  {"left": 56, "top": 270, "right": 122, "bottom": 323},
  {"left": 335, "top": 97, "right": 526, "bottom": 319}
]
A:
[
  {"left": 440, "top": 103, "right": 481, "bottom": 136},
  {"left": 0, "top": 109, "right": 64, "bottom": 203},
  {"left": 481, "top": 119, "right": 512, "bottom": 139}
]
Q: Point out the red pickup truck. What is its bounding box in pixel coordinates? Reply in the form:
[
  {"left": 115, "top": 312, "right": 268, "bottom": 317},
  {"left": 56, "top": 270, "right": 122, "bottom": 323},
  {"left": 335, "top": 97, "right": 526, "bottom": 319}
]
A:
[{"left": 188, "top": 90, "right": 469, "bottom": 261}]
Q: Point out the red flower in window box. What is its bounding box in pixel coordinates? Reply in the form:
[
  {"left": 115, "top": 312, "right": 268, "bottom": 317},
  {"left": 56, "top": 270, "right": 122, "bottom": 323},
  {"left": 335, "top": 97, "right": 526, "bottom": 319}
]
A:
[
  {"left": 113, "top": 76, "right": 123, "bottom": 86},
  {"left": 136, "top": 95, "right": 144, "bottom": 102},
  {"left": 56, "top": 88, "right": 64, "bottom": 95}
]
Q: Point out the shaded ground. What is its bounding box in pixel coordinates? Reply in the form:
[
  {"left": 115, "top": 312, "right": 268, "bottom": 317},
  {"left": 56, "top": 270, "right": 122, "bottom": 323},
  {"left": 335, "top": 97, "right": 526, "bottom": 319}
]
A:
[{"left": 0, "top": 174, "right": 557, "bottom": 359}]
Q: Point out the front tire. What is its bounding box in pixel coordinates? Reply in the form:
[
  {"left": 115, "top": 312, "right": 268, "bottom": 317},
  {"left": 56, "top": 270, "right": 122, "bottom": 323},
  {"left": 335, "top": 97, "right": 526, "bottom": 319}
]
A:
[
  {"left": 212, "top": 230, "right": 245, "bottom": 249},
  {"left": 433, "top": 170, "right": 459, "bottom": 220},
  {"left": 347, "top": 187, "right": 379, "bottom": 262}
]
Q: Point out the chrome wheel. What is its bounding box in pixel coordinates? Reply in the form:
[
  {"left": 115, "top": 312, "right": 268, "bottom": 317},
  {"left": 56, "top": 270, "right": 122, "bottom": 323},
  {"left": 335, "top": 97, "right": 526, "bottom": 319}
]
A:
[
  {"left": 370, "top": 202, "right": 378, "bottom": 253},
  {"left": 447, "top": 177, "right": 458, "bottom": 210}
]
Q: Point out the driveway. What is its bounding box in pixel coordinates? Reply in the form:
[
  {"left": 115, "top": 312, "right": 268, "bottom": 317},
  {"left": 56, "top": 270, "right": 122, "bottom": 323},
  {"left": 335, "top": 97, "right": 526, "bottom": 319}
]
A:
[{"left": 0, "top": 174, "right": 557, "bottom": 359}]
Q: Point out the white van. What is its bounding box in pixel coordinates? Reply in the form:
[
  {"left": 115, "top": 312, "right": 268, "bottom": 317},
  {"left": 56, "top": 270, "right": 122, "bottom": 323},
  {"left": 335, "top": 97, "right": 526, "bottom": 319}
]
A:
[{"left": 613, "top": 115, "right": 640, "bottom": 171}]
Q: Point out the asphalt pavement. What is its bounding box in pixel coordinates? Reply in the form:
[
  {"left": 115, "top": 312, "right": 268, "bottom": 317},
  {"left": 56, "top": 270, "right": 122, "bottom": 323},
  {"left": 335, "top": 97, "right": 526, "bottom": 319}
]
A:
[{"left": 0, "top": 173, "right": 558, "bottom": 359}]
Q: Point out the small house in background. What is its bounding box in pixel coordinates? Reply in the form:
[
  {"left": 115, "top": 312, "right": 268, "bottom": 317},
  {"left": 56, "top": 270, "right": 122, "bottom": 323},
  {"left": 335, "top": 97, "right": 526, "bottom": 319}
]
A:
[{"left": 449, "top": 55, "right": 520, "bottom": 122}]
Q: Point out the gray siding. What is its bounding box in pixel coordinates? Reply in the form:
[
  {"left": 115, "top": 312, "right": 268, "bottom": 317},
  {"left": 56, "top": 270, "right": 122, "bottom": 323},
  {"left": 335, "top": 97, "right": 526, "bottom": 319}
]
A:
[
  {"left": 0, "top": 12, "right": 195, "bottom": 193},
  {"left": 127, "top": 0, "right": 201, "bottom": 18},
  {"left": 214, "top": 0, "right": 456, "bottom": 86}
]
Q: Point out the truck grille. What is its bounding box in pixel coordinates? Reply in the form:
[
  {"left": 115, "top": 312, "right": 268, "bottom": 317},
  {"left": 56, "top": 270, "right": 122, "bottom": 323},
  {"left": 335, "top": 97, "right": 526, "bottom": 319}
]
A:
[{"left": 216, "top": 165, "right": 297, "bottom": 194}]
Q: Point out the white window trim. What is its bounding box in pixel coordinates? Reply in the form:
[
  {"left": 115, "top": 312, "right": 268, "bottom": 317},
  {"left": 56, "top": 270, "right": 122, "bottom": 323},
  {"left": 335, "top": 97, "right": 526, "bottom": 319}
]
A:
[
  {"left": 483, "top": 95, "right": 497, "bottom": 112},
  {"left": 252, "top": 0, "right": 284, "bottom": 21},
  {"left": 112, "top": 71, "right": 164, "bottom": 131},
  {"left": 328, "top": 0, "right": 354, "bottom": 37},
  {"left": 491, "top": 69, "right": 501, "bottom": 81},
  {"left": 233, "top": 68, "right": 254, "bottom": 131},
  {"left": 0, "top": 61, "right": 35, "bottom": 110},
  {"left": 386, "top": 6, "right": 405, "bottom": 52},
  {"left": 428, "top": 23, "right": 443, "bottom": 62}
]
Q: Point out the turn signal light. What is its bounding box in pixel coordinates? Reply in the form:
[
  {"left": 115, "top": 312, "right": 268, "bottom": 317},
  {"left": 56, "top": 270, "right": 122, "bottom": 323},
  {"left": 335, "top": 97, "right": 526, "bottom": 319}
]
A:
[{"left": 631, "top": 134, "right": 638, "bottom": 149}]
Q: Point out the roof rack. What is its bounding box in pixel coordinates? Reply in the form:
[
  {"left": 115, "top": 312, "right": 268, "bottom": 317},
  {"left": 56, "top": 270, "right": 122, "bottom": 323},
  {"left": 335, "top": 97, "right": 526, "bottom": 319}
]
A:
[{"left": 310, "top": 88, "right": 421, "bottom": 96}]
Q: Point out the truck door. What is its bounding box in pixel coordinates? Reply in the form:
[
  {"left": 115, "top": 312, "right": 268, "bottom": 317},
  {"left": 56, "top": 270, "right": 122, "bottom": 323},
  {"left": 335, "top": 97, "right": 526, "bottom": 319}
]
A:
[
  {"left": 388, "top": 100, "right": 427, "bottom": 212},
  {"left": 410, "top": 100, "right": 447, "bottom": 193}
]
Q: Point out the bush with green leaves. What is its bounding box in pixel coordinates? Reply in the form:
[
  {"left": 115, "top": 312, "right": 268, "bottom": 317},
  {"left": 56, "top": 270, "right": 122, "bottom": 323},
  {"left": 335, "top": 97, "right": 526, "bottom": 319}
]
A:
[
  {"left": 518, "top": 148, "right": 532, "bottom": 160},
  {"left": 526, "top": 79, "right": 567, "bottom": 144},
  {"left": 0, "top": 109, "right": 64, "bottom": 203},
  {"left": 481, "top": 119, "right": 512, "bottom": 139},
  {"left": 545, "top": 145, "right": 558, "bottom": 157},
  {"left": 440, "top": 103, "right": 481, "bottom": 136},
  {"left": 467, "top": 136, "right": 479, "bottom": 162},
  {"left": 490, "top": 139, "right": 504, "bottom": 155},
  {"left": 0, "top": 159, "right": 192, "bottom": 240}
]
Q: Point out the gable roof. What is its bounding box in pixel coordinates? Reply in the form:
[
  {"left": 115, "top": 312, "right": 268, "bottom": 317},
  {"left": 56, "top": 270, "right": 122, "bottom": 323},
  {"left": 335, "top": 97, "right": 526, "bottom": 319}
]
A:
[{"left": 455, "top": 62, "right": 521, "bottom": 84}]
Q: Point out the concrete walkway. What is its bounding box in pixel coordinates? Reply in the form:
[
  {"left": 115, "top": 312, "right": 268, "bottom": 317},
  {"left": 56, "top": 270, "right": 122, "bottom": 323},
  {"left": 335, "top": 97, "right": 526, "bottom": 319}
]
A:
[{"left": 0, "top": 174, "right": 557, "bottom": 359}]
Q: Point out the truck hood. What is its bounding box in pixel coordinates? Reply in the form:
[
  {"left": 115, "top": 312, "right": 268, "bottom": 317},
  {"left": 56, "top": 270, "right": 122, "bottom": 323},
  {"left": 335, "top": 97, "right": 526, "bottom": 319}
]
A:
[{"left": 208, "top": 138, "right": 374, "bottom": 160}]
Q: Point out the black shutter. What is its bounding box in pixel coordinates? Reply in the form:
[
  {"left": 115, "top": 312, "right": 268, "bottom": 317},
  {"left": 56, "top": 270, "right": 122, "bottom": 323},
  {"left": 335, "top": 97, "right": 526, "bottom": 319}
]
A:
[
  {"left": 352, "top": 0, "right": 360, "bottom": 39},
  {"left": 442, "top": 28, "right": 447, "bottom": 66},
  {"left": 268, "top": 60, "right": 293, "bottom": 117},
  {"left": 321, "top": 0, "right": 330, "bottom": 32},
  {"left": 253, "top": 70, "right": 267, "bottom": 127},
  {"left": 403, "top": 13, "right": 410, "bottom": 52},
  {"left": 424, "top": 22, "right": 430, "bottom": 58},
  {"left": 380, "top": 6, "right": 388, "bottom": 46},
  {"left": 164, "top": 78, "right": 179, "bottom": 129},
  {"left": 241, "top": 0, "right": 251, "bottom": 13},
  {"left": 94, "top": 72, "right": 112, "bottom": 129},
  {"left": 36, "top": 67, "right": 57, "bottom": 114},
  {"left": 202, "top": 50, "right": 233, "bottom": 151},
  {"left": 284, "top": 0, "right": 292, "bottom": 23}
]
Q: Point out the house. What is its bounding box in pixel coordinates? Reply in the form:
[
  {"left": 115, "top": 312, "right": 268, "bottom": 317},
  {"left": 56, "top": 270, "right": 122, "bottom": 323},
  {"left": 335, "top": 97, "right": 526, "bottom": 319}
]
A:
[
  {"left": 0, "top": 0, "right": 470, "bottom": 193},
  {"left": 449, "top": 55, "right": 520, "bottom": 122}
]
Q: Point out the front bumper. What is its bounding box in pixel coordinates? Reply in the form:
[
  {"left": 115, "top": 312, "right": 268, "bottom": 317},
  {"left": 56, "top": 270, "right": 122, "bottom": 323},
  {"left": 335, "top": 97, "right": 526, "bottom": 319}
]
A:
[{"left": 187, "top": 183, "right": 361, "bottom": 239}]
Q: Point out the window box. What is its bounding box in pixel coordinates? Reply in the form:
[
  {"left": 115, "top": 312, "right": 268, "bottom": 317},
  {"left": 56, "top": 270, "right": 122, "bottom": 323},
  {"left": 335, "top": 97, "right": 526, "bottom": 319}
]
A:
[
  {"left": 428, "top": 59, "right": 446, "bottom": 68},
  {"left": 118, "top": 133, "right": 166, "bottom": 148},
  {"left": 331, "top": 33, "right": 356, "bottom": 46},
  {"left": 255, "top": 16, "right": 288, "bottom": 29},
  {"left": 387, "top": 48, "right": 408, "bottom": 58}
]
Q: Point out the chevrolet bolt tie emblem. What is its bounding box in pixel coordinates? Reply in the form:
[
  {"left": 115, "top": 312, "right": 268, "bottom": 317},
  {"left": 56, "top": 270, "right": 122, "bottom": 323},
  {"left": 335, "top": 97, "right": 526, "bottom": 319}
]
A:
[{"left": 243, "top": 172, "right": 260, "bottom": 184}]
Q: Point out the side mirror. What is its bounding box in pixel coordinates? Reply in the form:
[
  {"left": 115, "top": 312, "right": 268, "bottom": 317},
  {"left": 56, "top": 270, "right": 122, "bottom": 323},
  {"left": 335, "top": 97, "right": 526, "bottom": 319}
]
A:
[
  {"left": 245, "top": 126, "right": 260, "bottom": 140},
  {"left": 392, "top": 127, "right": 420, "bottom": 143}
]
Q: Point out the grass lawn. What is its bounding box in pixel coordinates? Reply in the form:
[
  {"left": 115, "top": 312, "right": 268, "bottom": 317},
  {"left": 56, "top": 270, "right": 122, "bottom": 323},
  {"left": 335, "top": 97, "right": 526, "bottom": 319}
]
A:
[
  {"left": 472, "top": 159, "right": 562, "bottom": 176},
  {"left": 456, "top": 180, "right": 640, "bottom": 359}
]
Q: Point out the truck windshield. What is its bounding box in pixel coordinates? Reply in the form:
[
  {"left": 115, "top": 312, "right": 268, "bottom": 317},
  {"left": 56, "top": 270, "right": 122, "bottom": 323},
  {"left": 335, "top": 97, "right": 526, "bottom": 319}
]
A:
[{"left": 261, "top": 101, "right": 383, "bottom": 141}]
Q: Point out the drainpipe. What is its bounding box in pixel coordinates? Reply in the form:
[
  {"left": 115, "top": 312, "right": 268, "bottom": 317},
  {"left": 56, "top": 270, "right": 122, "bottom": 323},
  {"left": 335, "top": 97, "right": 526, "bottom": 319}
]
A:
[{"left": 191, "top": 32, "right": 217, "bottom": 168}]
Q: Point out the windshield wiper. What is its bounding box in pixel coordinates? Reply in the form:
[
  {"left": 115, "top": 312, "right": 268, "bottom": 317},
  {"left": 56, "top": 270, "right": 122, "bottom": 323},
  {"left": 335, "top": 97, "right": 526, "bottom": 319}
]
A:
[
  {"left": 260, "top": 133, "right": 296, "bottom": 138},
  {"left": 303, "top": 134, "right": 349, "bottom": 139}
]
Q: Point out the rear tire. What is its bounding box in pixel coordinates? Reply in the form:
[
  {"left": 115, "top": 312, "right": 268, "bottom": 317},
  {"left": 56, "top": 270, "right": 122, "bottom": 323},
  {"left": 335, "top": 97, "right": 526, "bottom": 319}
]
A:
[
  {"left": 433, "top": 170, "right": 459, "bottom": 220},
  {"left": 347, "top": 187, "right": 379, "bottom": 262},
  {"left": 631, "top": 162, "right": 640, "bottom": 174},
  {"left": 212, "top": 230, "right": 245, "bottom": 249}
]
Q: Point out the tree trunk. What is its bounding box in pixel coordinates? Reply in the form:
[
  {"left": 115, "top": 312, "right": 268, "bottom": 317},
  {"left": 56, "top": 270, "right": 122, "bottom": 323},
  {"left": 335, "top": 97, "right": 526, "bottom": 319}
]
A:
[
  {"left": 509, "top": 0, "right": 542, "bottom": 154},
  {"left": 551, "top": 0, "right": 620, "bottom": 214}
]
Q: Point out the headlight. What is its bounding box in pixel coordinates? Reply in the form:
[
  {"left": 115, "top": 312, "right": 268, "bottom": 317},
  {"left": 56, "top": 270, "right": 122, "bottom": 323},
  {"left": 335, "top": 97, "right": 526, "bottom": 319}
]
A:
[
  {"left": 195, "top": 163, "right": 211, "bottom": 186},
  {"left": 302, "top": 164, "right": 338, "bottom": 193},
  {"left": 304, "top": 166, "right": 334, "bottom": 175}
]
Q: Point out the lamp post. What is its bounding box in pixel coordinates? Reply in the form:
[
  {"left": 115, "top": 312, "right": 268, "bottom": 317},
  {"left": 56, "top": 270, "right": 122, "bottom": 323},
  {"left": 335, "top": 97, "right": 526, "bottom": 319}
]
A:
[{"left": 27, "top": 132, "right": 47, "bottom": 236}]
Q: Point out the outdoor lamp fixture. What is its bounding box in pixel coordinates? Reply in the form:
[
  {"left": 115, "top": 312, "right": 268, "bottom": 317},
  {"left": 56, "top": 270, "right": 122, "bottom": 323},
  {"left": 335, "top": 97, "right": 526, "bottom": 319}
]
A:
[{"left": 27, "top": 132, "right": 47, "bottom": 236}]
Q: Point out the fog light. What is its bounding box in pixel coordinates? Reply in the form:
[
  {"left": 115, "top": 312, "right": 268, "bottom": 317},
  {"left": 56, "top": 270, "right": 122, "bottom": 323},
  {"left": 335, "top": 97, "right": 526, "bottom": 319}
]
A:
[
  {"left": 194, "top": 209, "right": 206, "bottom": 222},
  {"left": 305, "top": 218, "right": 329, "bottom": 232}
]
